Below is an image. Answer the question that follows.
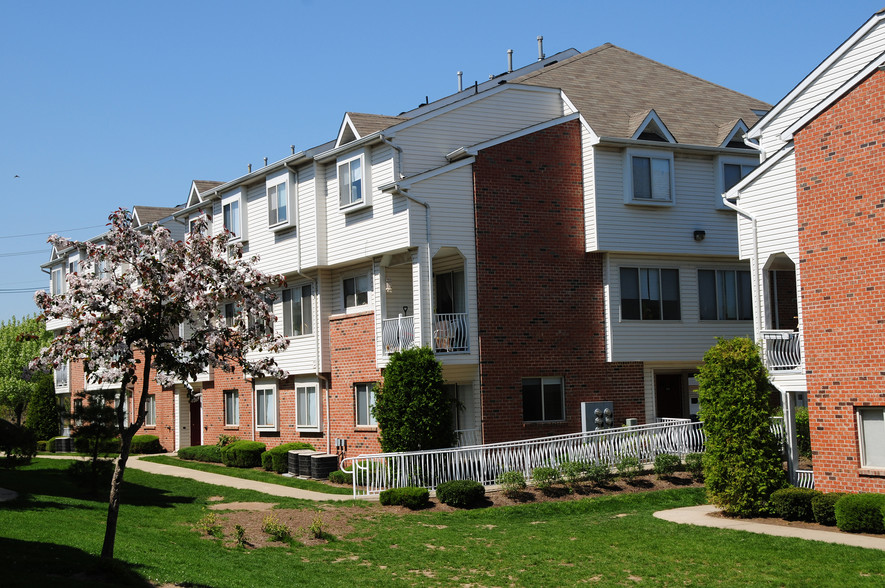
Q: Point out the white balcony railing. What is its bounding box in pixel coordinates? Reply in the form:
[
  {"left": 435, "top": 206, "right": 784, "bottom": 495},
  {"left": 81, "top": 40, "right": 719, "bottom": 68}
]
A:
[
  {"left": 433, "top": 313, "right": 469, "bottom": 352},
  {"left": 54, "top": 363, "right": 69, "bottom": 389},
  {"left": 382, "top": 315, "right": 415, "bottom": 354},
  {"left": 761, "top": 330, "right": 802, "bottom": 371}
]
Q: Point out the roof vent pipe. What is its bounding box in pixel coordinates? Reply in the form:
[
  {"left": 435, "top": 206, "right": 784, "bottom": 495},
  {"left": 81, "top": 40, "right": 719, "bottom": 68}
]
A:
[
  {"left": 457, "top": 71, "right": 463, "bottom": 92},
  {"left": 507, "top": 49, "right": 513, "bottom": 73},
  {"left": 248, "top": 163, "right": 252, "bottom": 173},
  {"left": 537, "top": 36, "right": 545, "bottom": 61},
  {"left": 291, "top": 145, "right": 295, "bottom": 154},
  {"left": 264, "top": 157, "right": 268, "bottom": 167}
]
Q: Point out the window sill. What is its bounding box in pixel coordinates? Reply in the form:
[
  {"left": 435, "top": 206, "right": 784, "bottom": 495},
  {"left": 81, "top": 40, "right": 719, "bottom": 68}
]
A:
[
  {"left": 224, "top": 425, "right": 240, "bottom": 430},
  {"left": 256, "top": 426, "right": 278, "bottom": 433},
  {"left": 269, "top": 221, "right": 295, "bottom": 233},
  {"left": 340, "top": 200, "right": 371, "bottom": 213},
  {"left": 296, "top": 426, "right": 322, "bottom": 433},
  {"left": 625, "top": 199, "right": 673, "bottom": 207},
  {"left": 859, "top": 467, "right": 885, "bottom": 478},
  {"left": 355, "top": 426, "right": 378, "bottom": 432},
  {"left": 523, "top": 419, "right": 566, "bottom": 425}
]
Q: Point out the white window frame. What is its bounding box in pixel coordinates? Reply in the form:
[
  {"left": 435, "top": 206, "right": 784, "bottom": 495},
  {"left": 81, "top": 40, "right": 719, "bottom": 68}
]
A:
[
  {"left": 221, "top": 188, "right": 247, "bottom": 241},
  {"left": 619, "top": 267, "right": 681, "bottom": 321},
  {"left": 255, "top": 382, "right": 278, "bottom": 432},
  {"left": 624, "top": 149, "right": 675, "bottom": 205},
  {"left": 343, "top": 272, "right": 371, "bottom": 311},
  {"left": 223, "top": 302, "right": 239, "bottom": 328},
  {"left": 337, "top": 150, "right": 371, "bottom": 211},
  {"left": 189, "top": 213, "right": 209, "bottom": 235},
  {"left": 522, "top": 377, "right": 565, "bottom": 423},
  {"left": 282, "top": 284, "right": 313, "bottom": 337},
  {"left": 267, "top": 170, "right": 295, "bottom": 231},
  {"left": 144, "top": 394, "right": 156, "bottom": 427},
  {"left": 296, "top": 384, "right": 321, "bottom": 432},
  {"left": 50, "top": 266, "right": 65, "bottom": 296},
  {"left": 54, "top": 361, "right": 69, "bottom": 389},
  {"left": 698, "top": 269, "right": 753, "bottom": 321},
  {"left": 223, "top": 389, "right": 239, "bottom": 427},
  {"left": 717, "top": 156, "right": 759, "bottom": 208},
  {"left": 857, "top": 407, "right": 885, "bottom": 469},
  {"left": 355, "top": 383, "right": 377, "bottom": 428}
]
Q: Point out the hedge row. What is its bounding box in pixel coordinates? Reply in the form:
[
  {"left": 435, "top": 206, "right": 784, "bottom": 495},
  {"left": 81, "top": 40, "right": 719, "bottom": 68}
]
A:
[
  {"left": 379, "top": 486, "right": 429, "bottom": 509},
  {"left": 177, "top": 444, "right": 223, "bottom": 463},
  {"left": 42, "top": 434, "right": 165, "bottom": 455},
  {"left": 769, "top": 488, "right": 885, "bottom": 534},
  {"left": 220, "top": 441, "right": 266, "bottom": 468}
]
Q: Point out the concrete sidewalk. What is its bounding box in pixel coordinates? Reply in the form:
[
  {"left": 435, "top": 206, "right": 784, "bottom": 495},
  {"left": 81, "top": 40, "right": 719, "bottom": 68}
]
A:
[
  {"left": 34, "top": 454, "right": 362, "bottom": 502},
  {"left": 655, "top": 504, "right": 885, "bottom": 551}
]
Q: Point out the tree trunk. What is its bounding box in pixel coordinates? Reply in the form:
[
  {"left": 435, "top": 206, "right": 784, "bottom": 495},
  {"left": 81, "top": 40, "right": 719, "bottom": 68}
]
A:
[{"left": 100, "top": 350, "right": 152, "bottom": 560}]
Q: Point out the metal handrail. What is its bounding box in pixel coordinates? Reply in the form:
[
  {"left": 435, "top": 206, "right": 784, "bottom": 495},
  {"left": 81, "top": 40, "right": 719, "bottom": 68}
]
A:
[
  {"left": 761, "top": 330, "right": 801, "bottom": 371},
  {"left": 433, "top": 313, "right": 469, "bottom": 352},
  {"left": 382, "top": 315, "right": 415, "bottom": 354}
]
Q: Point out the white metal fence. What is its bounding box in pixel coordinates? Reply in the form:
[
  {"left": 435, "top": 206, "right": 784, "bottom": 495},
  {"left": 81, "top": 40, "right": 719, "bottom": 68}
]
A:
[
  {"left": 761, "top": 330, "right": 802, "bottom": 371},
  {"left": 382, "top": 315, "right": 414, "bottom": 354},
  {"left": 341, "top": 420, "right": 705, "bottom": 497}
]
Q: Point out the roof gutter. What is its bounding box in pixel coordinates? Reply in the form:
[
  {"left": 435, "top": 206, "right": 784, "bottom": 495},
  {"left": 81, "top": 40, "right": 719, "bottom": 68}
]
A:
[{"left": 594, "top": 136, "right": 760, "bottom": 156}]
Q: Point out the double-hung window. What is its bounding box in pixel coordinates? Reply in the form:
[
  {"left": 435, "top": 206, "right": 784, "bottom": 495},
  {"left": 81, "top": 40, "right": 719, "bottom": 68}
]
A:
[
  {"left": 224, "top": 390, "right": 239, "bottom": 426},
  {"left": 144, "top": 394, "right": 156, "bottom": 427},
  {"left": 355, "top": 383, "right": 377, "bottom": 427},
  {"left": 223, "top": 199, "right": 240, "bottom": 237},
  {"left": 268, "top": 181, "right": 288, "bottom": 226},
  {"left": 343, "top": 274, "right": 370, "bottom": 310},
  {"left": 50, "top": 266, "right": 65, "bottom": 296},
  {"left": 620, "top": 267, "right": 681, "bottom": 320},
  {"left": 255, "top": 384, "right": 277, "bottom": 431},
  {"left": 338, "top": 151, "right": 370, "bottom": 210},
  {"left": 297, "top": 385, "right": 320, "bottom": 431},
  {"left": 282, "top": 284, "right": 313, "bottom": 336},
  {"left": 522, "top": 377, "right": 564, "bottom": 422},
  {"left": 698, "top": 269, "right": 752, "bottom": 320},
  {"left": 629, "top": 151, "right": 673, "bottom": 203},
  {"left": 858, "top": 408, "right": 885, "bottom": 468}
]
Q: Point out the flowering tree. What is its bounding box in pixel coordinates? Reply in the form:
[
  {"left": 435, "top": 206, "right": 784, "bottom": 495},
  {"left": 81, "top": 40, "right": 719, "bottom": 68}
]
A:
[{"left": 33, "top": 209, "right": 288, "bottom": 559}]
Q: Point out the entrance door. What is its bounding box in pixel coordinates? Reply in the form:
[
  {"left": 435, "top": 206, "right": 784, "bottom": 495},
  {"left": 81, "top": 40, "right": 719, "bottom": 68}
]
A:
[
  {"left": 189, "top": 397, "right": 202, "bottom": 447},
  {"left": 655, "top": 374, "right": 685, "bottom": 419}
]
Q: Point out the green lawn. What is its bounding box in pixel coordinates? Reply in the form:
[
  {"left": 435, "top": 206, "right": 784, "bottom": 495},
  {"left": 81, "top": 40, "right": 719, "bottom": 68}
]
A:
[
  {"left": 0, "top": 458, "right": 883, "bottom": 587},
  {"left": 139, "top": 454, "right": 353, "bottom": 495}
]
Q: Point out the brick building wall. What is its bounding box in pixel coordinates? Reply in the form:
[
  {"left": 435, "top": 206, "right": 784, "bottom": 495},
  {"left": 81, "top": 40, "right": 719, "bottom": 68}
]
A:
[
  {"left": 794, "top": 68, "right": 885, "bottom": 493},
  {"left": 472, "top": 119, "right": 645, "bottom": 444}
]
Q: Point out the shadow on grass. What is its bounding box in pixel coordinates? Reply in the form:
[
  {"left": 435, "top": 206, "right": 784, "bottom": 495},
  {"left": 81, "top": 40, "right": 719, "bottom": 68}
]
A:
[
  {"left": 0, "top": 460, "right": 195, "bottom": 510},
  {"left": 0, "top": 537, "right": 153, "bottom": 588}
]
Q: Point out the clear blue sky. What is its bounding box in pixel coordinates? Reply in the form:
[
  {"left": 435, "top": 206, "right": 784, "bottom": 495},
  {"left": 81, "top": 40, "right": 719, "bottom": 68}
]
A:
[{"left": 1, "top": 1, "right": 881, "bottom": 322}]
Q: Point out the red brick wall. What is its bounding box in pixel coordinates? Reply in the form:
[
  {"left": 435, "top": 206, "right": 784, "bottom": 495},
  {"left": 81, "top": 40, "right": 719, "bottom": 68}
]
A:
[
  {"left": 472, "top": 119, "right": 645, "bottom": 444},
  {"left": 329, "top": 311, "right": 383, "bottom": 456},
  {"left": 794, "top": 68, "right": 885, "bottom": 493}
]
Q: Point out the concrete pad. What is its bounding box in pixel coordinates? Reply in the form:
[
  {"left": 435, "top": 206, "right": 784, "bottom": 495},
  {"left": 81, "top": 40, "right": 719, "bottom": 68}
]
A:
[{"left": 655, "top": 505, "right": 885, "bottom": 551}]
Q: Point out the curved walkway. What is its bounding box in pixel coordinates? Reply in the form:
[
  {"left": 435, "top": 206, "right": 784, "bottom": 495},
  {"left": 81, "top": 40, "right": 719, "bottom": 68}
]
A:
[
  {"left": 30, "top": 454, "right": 361, "bottom": 502},
  {"left": 655, "top": 504, "right": 885, "bottom": 551}
]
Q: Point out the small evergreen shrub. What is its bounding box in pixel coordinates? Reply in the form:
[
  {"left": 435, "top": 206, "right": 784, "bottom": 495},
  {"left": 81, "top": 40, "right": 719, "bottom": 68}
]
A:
[
  {"left": 616, "top": 456, "right": 642, "bottom": 482},
  {"left": 769, "top": 487, "right": 819, "bottom": 522},
  {"left": 329, "top": 470, "right": 352, "bottom": 484},
  {"left": 684, "top": 453, "right": 704, "bottom": 481},
  {"left": 835, "top": 493, "right": 885, "bottom": 534},
  {"left": 68, "top": 459, "right": 114, "bottom": 493},
  {"left": 497, "top": 471, "right": 527, "bottom": 497},
  {"left": 36, "top": 439, "right": 49, "bottom": 452},
  {"left": 653, "top": 454, "right": 681, "bottom": 479},
  {"left": 260, "top": 442, "right": 315, "bottom": 473},
  {"left": 220, "top": 440, "right": 266, "bottom": 468},
  {"left": 379, "top": 486, "right": 429, "bottom": 509},
  {"left": 178, "top": 444, "right": 223, "bottom": 463},
  {"left": 532, "top": 466, "right": 561, "bottom": 491},
  {"left": 73, "top": 435, "right": 119, "bottom": 455},
  {"left": 130, "top": 435, "right": 163, "bottom": 454},
  {"left": 560, "top": 460, "right": 587, "bottom": 486},
  {"left": 436, "top": 479, "right": 485, "bottom": 508},
  {"left": 262, "top": 515, "right": 292, "bottom": 542},
  {"left": 811, "top": 492, "right": 845, "bottom": 527},
  {"left": 586, "top": 463, "right": 613, "bottom": 486}
]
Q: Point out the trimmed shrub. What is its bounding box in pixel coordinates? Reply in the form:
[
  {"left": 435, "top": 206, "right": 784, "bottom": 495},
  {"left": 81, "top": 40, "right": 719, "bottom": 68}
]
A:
[
  {"left": 586, "top": 463, "right": 613, "bottom": 486},
  {"left": 769, "top": 487, "right": 819, "bottom": 522},
  {"left": 73, "top": 435, "right": 119, "bottom": 455},
  {"left": 220, "top": 440, "right": 266, "bottom": 468},
  {"left": 653, "top": 454, "right": 681, "bottom": 479},
  {"left": 36, "top": 439, "right": 49, "bottom": 452},
  {"left": 328, "top": 470, "right": 352, "bottom": 485},
  {"left": 260, "top": 442, "right": 315, "bottom": 473},
  {"left": 560, "top": 460, "right": 586, "bottom": 486},
  {"left": 379, "top": 486, "right": 429, "bottom": 510},
  {"left": 616, "top": 456, "right": 641, "bottom": 482},
  {"left": 684, "top": 453, "right": 704, "bottom": 481},
  {"left": 811, "top": 492, "right": 845, "bottom": 527},
  {"left": 497, "top": 471, "right": 527, "bottom": 497},
  {"left": 532, "top": 466, "right": 561, "bottom": 491},
  {"left": 178, "top": 444, "right": 223, "bottom": 463},
  {"left": 697, "top": 337, "right": 788, "bottom": 517},
  {"left": 436, "top": 479, "right": 485, "bottom": 508},
  {"left": 835, "top": 493, "right": 885, "bottom": 534},
  {"left": 130, "top": 435, "right": 163, "bottom": 454}
]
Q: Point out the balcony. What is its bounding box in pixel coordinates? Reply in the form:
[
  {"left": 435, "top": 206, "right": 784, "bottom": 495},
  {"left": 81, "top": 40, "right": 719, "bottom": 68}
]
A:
[
  {"left": 761, "top": 330, "right": 801, "bottom": 371},
  {"left": 433, "top": 313, "right": 469, "bottom": 353},
  {"left": 382, "top": 315, "right": 414, "bottom": 354}
]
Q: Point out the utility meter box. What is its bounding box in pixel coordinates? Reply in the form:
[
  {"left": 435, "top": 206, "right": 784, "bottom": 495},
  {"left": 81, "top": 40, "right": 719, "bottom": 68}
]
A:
[{"left": 581, "top": 401, "right": 615, "bottom": 432}]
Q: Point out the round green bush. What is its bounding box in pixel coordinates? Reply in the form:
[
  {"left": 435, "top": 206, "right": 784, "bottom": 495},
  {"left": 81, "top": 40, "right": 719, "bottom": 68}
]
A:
[
  {"left": 684, "top": 453, "right": 704, "bottom": 481},
  {"left": 769, "top": 487, "right": 819, "bottom": 522},
  {"left": 220, "top": 440, "right": 266, "bottom": 468},
  {"left": 260, "top": 442, "right": 316, "bottom": 473},
  {"left": 178, "top": 444, "right": 223, "bottom": 463},
  {"left": 497, "top": 470, "right": 527, "bottom": 496},
  {"left": 616, "top": 456, "right": 642, "bottom": 481},
  {"left": 532, "top": 466, "right": 561, "bottom": 490},
  {"left": 435, "top": 479, "right": 485, "bottom": 508},
  {"left": 379, "top": 486, "right": 429, "bottom": 509},
  {"left": 835, "top": 493, "right": 885, "bottom": 534},
  {"left": 130, "top": 435, "right": 163, "bottom": 454},
  {"left": 811, "top": 492, "right": 844, "bottom": 527},
  {"left": 653, "top": 454, "right": 681, "bottom": 478},
  {"left": 329, "top": 470, "right": 353, "bottom": 485},
  {"left": 585, "top": 463, "right": 613, "bottom": 486}
]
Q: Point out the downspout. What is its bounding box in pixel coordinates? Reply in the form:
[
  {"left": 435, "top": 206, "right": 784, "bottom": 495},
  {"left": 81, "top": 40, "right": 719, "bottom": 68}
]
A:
[
  {"left": 720, "top": 196, "right": 762, "bottom": 337},
  {"left": 285, "top": 161, "right": 331, "bottom": 455},
  {"left": 744, "top": 135, "right": 766, "bottom": 162},
  {"left": 393, "top": 187, "right": 432, "bottom": 348},
  {"left": 380, "top": 135, "right": 405, "bottom": 180}
]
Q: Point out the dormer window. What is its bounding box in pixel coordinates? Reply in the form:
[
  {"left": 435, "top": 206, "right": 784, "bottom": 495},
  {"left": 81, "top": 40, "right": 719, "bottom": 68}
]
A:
[
  {"left": 338, "top": 151, "right": 370, "bottom": 211},
  {"left": 626, "top": 149, "right": 674, "bottom": 205}
]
